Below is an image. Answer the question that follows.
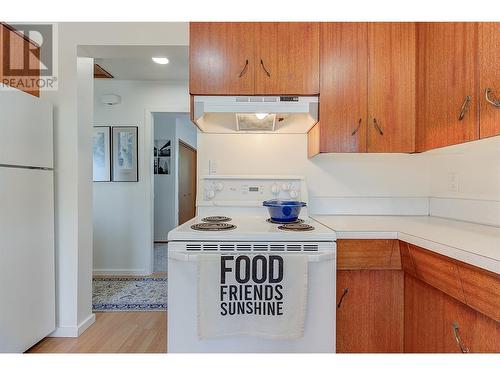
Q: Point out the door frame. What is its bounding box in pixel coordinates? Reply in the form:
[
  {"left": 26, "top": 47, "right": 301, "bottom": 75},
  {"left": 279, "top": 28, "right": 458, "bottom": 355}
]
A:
[
  {"left": 177, "top": 139, "right": 197, "bottom": 225},
  {"left": 144, "top": 108, "right": 191, "bottom": 275}
]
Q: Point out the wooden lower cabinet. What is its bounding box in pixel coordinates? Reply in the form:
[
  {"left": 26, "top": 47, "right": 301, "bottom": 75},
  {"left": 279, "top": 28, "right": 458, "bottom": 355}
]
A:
[
  {"left": 336, "top": 239, "right": 500, "bottom": 353},
  {"left": 404, "top": 274, "right": 500, "bottom": 353},
  {"left": 336, "top": 270, "right": 404, "bottom": 353}
]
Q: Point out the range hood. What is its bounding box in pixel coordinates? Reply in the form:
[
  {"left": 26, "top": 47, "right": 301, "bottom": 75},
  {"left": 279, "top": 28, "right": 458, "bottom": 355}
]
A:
[{"left": 193, "top": 96, "right": 319, "bottom": 133}]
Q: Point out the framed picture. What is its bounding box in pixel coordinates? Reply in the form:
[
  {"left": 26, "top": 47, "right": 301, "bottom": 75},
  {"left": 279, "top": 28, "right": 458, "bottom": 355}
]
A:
[
  {"left": 157, "top": 156, "right": 171, "bottom": 175},
  {"left": 92, "top": 126, "right": 111, "bottom": 182},
  {"left": 112, "top": 126, "right": 138, "bottom": 182},
  {"left": 154, "top": 139, "right": 171, "bottom": 175}
]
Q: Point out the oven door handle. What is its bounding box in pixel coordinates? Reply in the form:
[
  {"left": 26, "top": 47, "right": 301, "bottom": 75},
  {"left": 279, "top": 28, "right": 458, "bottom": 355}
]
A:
[{"left": 168, "top": 252, "right": 335, "bottom": 262}]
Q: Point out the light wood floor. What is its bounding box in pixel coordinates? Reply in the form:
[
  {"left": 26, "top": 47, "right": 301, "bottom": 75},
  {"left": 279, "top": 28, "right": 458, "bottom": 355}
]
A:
[{"left": 27, "top": 311, "right": 167, "bottom": 353}]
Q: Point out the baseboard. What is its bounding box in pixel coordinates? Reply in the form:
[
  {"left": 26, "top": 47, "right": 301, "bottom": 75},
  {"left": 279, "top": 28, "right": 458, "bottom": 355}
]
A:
[
  {"left": 93, "top": 268, "right": 148, "bottom": 276},
  {"left": 49, "top": 314, "right": 96, "bottom": 338},
  {"left": 77, "top": 314, "right": 96, "bottom": 335}
]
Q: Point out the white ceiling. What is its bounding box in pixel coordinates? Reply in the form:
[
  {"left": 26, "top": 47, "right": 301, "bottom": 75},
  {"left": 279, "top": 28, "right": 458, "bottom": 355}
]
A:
[{"left": 80, "top": 45, "right": 188, "bottom": 80}]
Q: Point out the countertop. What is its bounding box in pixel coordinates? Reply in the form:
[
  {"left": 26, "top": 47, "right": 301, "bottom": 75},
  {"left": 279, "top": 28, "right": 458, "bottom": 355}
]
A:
[{"left": 312, "top": 215, "right": 500, "bottom": 275}]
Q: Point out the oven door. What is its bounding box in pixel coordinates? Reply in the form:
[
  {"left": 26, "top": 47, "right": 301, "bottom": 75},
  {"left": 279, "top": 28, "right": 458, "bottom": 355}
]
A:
[{"left": 167, "top": 241, "right": 336, "bottom": 353}]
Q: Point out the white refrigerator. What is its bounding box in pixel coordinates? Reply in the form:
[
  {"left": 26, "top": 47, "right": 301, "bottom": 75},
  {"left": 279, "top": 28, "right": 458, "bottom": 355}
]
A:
[{"left": 0, "top": 89, "right": 55, "bottom": 352}]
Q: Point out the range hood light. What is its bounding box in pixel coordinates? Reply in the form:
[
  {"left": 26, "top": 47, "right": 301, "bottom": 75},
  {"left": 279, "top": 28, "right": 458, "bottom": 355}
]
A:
[
  {"left": 255, "top": 113, "right": 269, "bottom": 120},
  {"left": 152, "top": 57, "right": 169, "bottom": 65}
]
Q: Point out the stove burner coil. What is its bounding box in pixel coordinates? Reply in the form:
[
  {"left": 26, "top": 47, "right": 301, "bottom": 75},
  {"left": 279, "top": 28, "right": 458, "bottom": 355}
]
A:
[
  {"left": 267, "top": 218, "right": 304, "bottom": 225},
  {"left": 277, "top": 223, "right": 315, "bottom": 231},
  {"left": 202, "top": 216, "right": 232, "bottom": 223},
  {"left": 191, "top": 222, "right": 236, "bottom": 231}
]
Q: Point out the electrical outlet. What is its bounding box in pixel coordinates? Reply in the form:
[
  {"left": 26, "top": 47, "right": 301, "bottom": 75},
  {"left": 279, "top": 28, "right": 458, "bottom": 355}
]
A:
[
  {"left": 209, "top": 160, "right": 217, "bottom": 175},
  {"left": 447, "top": 172, "right": 459, "bottom": 193}
]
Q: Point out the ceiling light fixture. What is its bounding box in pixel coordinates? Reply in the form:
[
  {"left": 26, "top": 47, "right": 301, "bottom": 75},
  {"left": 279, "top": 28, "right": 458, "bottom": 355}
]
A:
[{"left": 152, "top": 57, "right": 169, "bottom": 65}]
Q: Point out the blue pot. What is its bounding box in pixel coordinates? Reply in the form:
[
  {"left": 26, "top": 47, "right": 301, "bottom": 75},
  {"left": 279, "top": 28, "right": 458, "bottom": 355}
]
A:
[{"left": 263, "top": 200, "right": 307, "bottom": 223}]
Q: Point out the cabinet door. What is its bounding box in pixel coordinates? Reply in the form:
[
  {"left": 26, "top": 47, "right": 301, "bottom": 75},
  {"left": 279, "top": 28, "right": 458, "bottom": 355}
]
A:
[
  {"left": 336, "top": 270, "right": 404, "bottom": 353},
  {"left": 318, "top": 22, "right": 368, "bottom": 153},
  {"left": 189, "top": 22, "right": 255, "bottom": 95},
  {"left": 405, "top": 274, "right": 500, "bottom": 353},
  {"left": 255, "top": 22, "right": 319, "bottom": 95},
  {"left": 479, "top": 22, "right": 500, "bottom": 139},
  {"left": 367, "top": 23, "right": 416, "bottom": 153},
  {"left": 405, "top": 274, "right": 459, "bottom": 352},
  {"left": 416, "top": 23, "right": 479, "bottom": 151}
]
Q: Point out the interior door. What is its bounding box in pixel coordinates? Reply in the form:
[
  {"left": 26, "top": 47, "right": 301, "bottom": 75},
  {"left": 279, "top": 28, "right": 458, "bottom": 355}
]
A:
[
  {"left": 319, "top": 22, "right": 368, "bottom": 153},
  {"left": 255, "top": 22, "right": 320, "bottom": 95},
  {"left": 479, "top": 22, "right": 500, "bottom": 139},
  {"left": 189, "top": 22, "right": 255, "bottom": 95},
  {"left": 178, "top": 141, "right": 197, "bottom": 225},
  {"left": 416, "top": 22, "right": 479, "bottom": 151},
  {"left": 367, "top": 22, "right": 416, "bottom": 153}
]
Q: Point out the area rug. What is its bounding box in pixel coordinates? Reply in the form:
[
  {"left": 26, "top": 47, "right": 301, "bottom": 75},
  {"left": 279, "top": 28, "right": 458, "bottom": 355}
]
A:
[{"left": 92, "top": 277, "right": 167, "bottom": 312}]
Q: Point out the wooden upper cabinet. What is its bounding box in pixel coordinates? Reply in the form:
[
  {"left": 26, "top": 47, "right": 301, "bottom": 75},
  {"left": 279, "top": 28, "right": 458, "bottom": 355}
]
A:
[
  {"left": 317, "top": 22, "right": 368, "bottom": 153},
  {"left": 254, "top": 22, "right": 319, "bottom": 95},
  {"left": 416, "top": 23, "right": 479, "bottom": 151},
  {"left": 367, "top": 23, "right": 416, "bottom": 153},
  {"left": 189, "top": 22, "right": 255, "bottom": 95},
  {"left": 479, "top": 22, "right": 500, "bottom": 139},
  {"left": 0, "top": 23, "right": 40, "bottom": 97},
  {"left": 189, "top": 22, "right": 319, "bottom": 96}
]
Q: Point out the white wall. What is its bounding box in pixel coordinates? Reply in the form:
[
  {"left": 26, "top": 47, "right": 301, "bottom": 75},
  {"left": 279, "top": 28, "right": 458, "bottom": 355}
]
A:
[
  {"left": 76, "top": 57, "right": 95, "bottom": 334},
  {"left": 426, "top": 136, "right": 500, "bottom": 226},
  {"left": 153, "top": 112, "right": 198, "bottom": 241},
  {"left": 153, "top": 113, "right": 177, "bottom": 241},
  {"left": 93, "top": 80, "right": 189, "bottom": 275},
  {"left": 197, "top": 133, "right": 430, "bottom": 202},
  {"left": 41, "top": 22, "right": 189, "bottom": 336},
  {"left": 427, "top": 136, "right": 500, "bottom": 201}
]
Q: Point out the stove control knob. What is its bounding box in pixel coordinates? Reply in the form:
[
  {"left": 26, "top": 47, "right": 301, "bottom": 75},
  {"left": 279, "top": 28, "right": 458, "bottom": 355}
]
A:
[
  {"left": 289, "top": 190, "right": 298, "bottom": 199},
  {"left": 271, "top": 184, "right": 280, "bottom": 195},
  {"left": 281, "top": 183, "right": 291, "bottom": 191},
  {"left": 214, "top": 182, "right": 223, "bottom": 191},
  {"left": 206, "top": 190, "right": 215, "bottom": 200}
]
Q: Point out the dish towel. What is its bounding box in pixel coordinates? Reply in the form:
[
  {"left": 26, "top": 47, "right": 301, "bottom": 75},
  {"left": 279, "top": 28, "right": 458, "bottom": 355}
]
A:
[{"left": 198, "top": 253, "right": 308, "bottom": 340}]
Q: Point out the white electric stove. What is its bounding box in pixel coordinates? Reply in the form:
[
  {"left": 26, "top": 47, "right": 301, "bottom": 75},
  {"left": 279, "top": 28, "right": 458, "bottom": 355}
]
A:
[{"left": 167, "top": 175, "right": 336, "bottom": 353}]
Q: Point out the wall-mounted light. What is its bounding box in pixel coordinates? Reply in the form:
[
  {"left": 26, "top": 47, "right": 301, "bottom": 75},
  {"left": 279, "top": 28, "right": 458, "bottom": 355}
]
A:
[
  {"left": 101, "top": 94, "right": 121, "bottom": 106},
  {"left": 152, "top": 57, "right": 169, "bottom": 65}
]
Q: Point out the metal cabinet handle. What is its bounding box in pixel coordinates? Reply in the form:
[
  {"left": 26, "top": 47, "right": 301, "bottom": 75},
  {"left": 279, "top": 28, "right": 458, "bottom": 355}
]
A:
[
  {"left": 452, "top": 322, "right": 469, "bottom": 353},
  {"left": 485, "top": 88, "right": 500, "bottom": 108},
  {"left": 238, "top": 59, "right": 249, "bottom": 78},
  {"left": 351, "top": 118, "right": 362, "bottom": 136},
  {"left": 458, "top": 95, "right": 472, "bottom": 121},
  {"left": 337, "top": 288, "right": 349, "bottom": 308},
  {"left": 260, "top": 59, "right": 271, "bottom": 77},
  {"left": 373, "top": 118, "right": 384, "bottom": 136}
]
